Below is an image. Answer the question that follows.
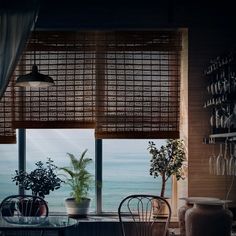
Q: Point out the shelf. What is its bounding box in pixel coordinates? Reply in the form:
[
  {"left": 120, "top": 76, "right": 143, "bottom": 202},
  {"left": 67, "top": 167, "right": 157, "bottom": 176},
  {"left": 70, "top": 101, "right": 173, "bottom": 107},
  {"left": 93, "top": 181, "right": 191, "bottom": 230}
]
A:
[
  {"left": 209, "top": 132, "right": 236, "bottom": 138},
  {"left": 207, "top": 132, "right": 236, "bottom": 142},
  {"left": 203, "top": 51, "right": 236, "bottom": 144}
]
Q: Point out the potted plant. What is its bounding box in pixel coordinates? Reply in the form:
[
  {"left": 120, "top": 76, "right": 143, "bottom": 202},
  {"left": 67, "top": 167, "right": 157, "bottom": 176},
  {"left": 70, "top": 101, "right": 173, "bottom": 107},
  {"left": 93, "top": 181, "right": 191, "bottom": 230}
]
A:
[
  {"left": 12, "top": 158, "right": 63, "bottom": 215},
  {"left": 60, "top": 149, "right": 93, "bottom": 218},
  {"left": 12, "top": 158, "right": 63, "bottom": 198},
  {"left": 148, "top": 139, "right": 186, "bottom": 198}
]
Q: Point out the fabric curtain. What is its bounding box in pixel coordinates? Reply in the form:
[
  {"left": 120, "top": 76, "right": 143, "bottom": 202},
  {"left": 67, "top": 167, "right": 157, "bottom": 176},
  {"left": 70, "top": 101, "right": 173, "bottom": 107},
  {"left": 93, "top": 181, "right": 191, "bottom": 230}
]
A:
[{"left": 0, "top": 5, "right": 38, "bottom": 99}]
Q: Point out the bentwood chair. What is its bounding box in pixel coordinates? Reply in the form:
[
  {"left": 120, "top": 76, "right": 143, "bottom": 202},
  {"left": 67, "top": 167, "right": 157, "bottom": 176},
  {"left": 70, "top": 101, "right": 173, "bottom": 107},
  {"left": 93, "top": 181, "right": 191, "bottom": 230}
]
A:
[
  {"left": 0, "top": 194, "right": 48, "bottom": 224},
  {"left": 0, "top": 195, "right": 49, "bottom": 236},
  {"left": 118, "top": 194, "right": 171, "bottom": 236}
]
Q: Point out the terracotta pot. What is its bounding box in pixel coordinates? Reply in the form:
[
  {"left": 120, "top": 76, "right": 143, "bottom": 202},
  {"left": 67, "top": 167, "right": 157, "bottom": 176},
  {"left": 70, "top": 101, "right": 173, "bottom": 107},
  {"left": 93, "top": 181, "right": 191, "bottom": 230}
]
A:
[
  {"left": 185, "top": 202, "right": 233, "bottom": 236},
  {"left": 18, "top": 199, "right": 47, "bottom": 216},
  {"left": 152, "top": 198, "right": 171, "bottom": 218}
]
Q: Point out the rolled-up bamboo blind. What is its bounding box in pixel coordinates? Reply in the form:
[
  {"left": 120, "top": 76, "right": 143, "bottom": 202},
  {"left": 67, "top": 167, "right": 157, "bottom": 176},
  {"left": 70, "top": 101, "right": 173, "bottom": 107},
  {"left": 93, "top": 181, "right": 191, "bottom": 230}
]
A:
[
  {"left": 11, "top": 30, "right": 182, "bottom": 139},
  {"left": 94, "top": 31, "right": 181, "bottom": 138},
  {"left": 13, "top": 32, "right": 96, "bottom": 129},
  {"left": 0, "top": 80, "right": 16, "bottom": 143}
]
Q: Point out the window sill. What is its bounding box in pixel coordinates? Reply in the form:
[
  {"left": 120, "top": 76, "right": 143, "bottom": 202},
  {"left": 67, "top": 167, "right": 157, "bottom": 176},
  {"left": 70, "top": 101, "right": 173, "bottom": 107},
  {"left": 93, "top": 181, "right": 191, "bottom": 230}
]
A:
[{"left": 50, "top": 212, "right": 179, "bottom": 226}]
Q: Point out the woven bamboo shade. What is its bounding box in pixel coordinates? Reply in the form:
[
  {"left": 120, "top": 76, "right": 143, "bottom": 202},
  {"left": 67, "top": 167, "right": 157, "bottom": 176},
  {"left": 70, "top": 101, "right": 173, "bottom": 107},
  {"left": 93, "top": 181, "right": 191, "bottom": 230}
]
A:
[
  {"left": 13, "top": 32, "right": 96, "bottom": 129},
  {"left": 94, "top": 31, "right": 182, "bottom": 138},
  {"left": 11, "top": 31, "right": 181, "bottom": 139},
  {"left": 0, "top": 80, "right": 16, "bottom": 143}
]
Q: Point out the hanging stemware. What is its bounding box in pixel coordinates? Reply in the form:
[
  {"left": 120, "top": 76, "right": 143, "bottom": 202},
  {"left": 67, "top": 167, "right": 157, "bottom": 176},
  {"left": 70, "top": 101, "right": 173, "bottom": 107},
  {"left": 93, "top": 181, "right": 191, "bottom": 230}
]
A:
[
  {"left": 209, "top": 139, "right": 217, "bottom": 175},
  {"left": 216, "top": 143, "right": 225, "bottom": 175},
  {"left": 224, "top": 139, "right": 229, "bottom": 175},
  {"left": 227, "top": 143, "right": 233, "bottom": 175},
  {"left": 228, "top": 143, "right": 236, "bottom": 176}
]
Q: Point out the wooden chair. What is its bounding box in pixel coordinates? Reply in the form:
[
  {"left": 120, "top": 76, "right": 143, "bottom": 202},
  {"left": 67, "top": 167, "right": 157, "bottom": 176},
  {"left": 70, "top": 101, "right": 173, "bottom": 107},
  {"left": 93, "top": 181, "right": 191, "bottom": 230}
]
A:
[
  {"left": 118, "top": 194, "right": 171, "bottom": 236},
  {"left": 0, "top": 194, "right": 48, "bottom": 225}
]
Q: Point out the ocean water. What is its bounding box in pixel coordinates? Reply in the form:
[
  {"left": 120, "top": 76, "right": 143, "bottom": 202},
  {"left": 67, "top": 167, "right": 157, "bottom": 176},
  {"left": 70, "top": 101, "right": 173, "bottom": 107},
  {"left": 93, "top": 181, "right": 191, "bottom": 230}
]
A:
[
  {"left": 0, "top": 129, "right": 171, "bottom": 213},
  {"left": 0, "top": 173, "right": 171, "bottom": 213}
]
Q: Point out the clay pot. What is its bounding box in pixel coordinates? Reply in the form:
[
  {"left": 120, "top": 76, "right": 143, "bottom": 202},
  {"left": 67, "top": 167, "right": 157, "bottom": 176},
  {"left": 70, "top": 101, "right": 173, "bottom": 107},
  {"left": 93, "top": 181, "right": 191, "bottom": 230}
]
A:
[
  {"left": 178, "top": 197, "right": 219, "bottom": 236},
  {"left": 178, "top": 201, "right": 193, "bottom": 236},
  {"left": 18, "top": 199, "right": 47, "bottom": 216},
  {"left": 185, "top": 203, "right": 233, "bottom": 236},
  {"left": 152, "top": 198, "right": 171, "bottom": 218}
]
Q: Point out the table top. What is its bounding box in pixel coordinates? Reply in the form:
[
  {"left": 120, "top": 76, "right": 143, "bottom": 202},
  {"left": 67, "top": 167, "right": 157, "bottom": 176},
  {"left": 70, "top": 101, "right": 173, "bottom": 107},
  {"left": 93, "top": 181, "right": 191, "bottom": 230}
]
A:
[{"left": 0, "top": 215, "right": 78, "bottom": 230}]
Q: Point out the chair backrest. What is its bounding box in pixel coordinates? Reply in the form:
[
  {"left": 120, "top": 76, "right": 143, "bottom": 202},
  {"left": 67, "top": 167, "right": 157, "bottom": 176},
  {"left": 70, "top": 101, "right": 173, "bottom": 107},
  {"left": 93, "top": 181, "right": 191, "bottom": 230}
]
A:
[
  {"left": 118, "top": 194, "right": 171, "bottom": 236},
  {"left": 0, "top": 194, "right": 48, "bottom": 225}
]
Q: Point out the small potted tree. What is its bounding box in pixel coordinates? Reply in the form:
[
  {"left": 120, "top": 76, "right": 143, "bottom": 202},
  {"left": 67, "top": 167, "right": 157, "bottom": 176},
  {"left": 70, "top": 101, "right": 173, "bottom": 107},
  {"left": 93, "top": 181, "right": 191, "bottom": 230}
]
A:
[
  {"left": 148, "top": 139, "right": 186, "bottom": 215},
  {"left": 148, "top": 139, "right": 186, "bottom": 198},
  {"left": 12, "top": 158, "right": 63, "bottom": 215},
  {"left": 60, "top": 149, "right": 93, "bottom": 218}
]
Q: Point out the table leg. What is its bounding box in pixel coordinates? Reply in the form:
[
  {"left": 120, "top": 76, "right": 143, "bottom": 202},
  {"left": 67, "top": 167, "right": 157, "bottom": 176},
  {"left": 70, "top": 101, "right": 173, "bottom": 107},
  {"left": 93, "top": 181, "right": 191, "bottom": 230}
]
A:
[{"left": 40, "top": 229, "right": 45, "bottom": 236}]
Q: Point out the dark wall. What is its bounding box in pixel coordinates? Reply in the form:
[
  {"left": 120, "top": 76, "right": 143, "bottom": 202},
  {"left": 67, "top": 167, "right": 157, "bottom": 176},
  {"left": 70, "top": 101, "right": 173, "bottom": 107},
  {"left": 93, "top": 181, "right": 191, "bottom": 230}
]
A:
[{"left": 36, "top": 0, "right": 236, "bottom": 30}]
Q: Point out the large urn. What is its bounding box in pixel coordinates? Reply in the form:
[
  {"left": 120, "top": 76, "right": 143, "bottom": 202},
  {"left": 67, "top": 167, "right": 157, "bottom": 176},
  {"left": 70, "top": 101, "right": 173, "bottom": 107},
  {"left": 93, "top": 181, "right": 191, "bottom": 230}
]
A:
[
  {"left": 185, "top": 200, "right": 233, "bottom": 236},
  {"left": 178, "top": 197, "right": 219, "bottom": 236}
]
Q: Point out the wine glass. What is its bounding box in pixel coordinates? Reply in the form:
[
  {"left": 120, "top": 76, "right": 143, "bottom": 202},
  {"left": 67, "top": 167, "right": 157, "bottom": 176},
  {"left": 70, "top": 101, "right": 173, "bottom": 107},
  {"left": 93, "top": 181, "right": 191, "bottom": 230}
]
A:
[
  {"left": 209, "top": 142, "right": 217, "bottom": 175},
  {"left": 228, "top": 143, "right": 236, "bottom": 176},
  {"left": 224, "top": 140, "right": 229, "bottom": 175},
  {"left": 216, "top": 143, "right": 225, "bottom": 175},
  {"left": 209, "top": 154, "right": 217, "bottom": 175}
]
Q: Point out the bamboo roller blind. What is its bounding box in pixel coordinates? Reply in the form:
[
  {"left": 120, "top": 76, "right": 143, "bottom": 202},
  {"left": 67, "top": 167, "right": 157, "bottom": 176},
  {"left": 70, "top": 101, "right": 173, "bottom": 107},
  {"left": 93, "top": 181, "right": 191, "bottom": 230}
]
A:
[
  {"left": 0, "top": 81, "right": 16, "bottom": 143},
  {"left": 13, "top": 32, "right": 96, "bottom": 129},
  {"left": 9, "top": 30, "right": 181, "bottom": 139},
  {"left": 94, "top": 32, "right": 181, "bottom": 138}
]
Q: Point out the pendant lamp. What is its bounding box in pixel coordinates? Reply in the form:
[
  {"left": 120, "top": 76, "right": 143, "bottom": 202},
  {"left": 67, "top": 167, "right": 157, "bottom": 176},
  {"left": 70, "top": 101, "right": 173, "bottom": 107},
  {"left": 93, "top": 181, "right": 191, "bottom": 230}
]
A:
[
  {"left": 15, "top": 64, "right": 54, "bottom": 88},
  {"left": 15, "top": 33, "right": 54, "bottom": 88}
]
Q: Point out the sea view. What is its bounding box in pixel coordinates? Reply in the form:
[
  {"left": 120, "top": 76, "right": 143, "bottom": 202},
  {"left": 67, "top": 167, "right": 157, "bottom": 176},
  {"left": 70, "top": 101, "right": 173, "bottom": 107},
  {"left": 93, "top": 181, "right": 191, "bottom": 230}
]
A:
[{"left": 0, "top": 129, "right": 171, "bottom": 213}]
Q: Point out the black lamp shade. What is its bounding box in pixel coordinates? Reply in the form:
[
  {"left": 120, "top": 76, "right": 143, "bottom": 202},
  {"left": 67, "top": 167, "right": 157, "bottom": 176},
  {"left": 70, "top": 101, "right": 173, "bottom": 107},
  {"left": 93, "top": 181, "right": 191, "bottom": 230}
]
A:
[{"left": 15, "top": 65, "right": 54, "bottom": 88}]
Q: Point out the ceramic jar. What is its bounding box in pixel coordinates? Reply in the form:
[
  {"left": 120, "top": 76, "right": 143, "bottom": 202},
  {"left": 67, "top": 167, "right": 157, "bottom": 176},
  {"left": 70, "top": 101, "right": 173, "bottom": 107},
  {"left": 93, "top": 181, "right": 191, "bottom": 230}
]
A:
[
  {"left": 178, "top": 201, "right": 193, "bottom": 236},
  {"left": 185, "top": 202, "right": 233, "bottom": 236},
  {"left": 178, "top": 197, "right": 220, "bottom": 236}
]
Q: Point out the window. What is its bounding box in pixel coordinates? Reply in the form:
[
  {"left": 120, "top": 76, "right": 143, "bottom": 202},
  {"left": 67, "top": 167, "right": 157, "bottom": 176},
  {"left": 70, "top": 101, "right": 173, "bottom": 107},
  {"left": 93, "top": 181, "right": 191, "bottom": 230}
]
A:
[
  {"left": 0, "top": 134, "right": 18, "bottom": 201},
  {"left": 103, "top": 139, "right": 171, "bottom": 212},
  {"left": 0, "top": 130, "right": 172, "bottom": 213},
  {"left": 25, "top": 129, "right": 95, "bottom": 212}
]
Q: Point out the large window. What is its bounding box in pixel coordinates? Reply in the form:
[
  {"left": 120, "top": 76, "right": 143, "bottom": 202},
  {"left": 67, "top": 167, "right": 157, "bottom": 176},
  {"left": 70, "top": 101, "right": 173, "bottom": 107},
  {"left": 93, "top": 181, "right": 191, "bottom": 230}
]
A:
[
  {"left": 23, "top": 129, "right": 170, "bottom": 213},
  {"left": 0, "top": 130, "right": 172, "bottom": 213}
]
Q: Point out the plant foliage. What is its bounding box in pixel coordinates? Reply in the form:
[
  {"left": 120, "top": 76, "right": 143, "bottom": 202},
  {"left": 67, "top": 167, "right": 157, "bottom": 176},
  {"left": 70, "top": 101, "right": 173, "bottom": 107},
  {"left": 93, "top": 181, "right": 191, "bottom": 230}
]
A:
[
  {"left": 60, "top": 149, "right": 93, "bottom": 203},
  {"left": 148, "top": 139, "right": 186, "bottom": 198},
  {"left": 12, "top": 158, "right": 63, "bottom": 198}
]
